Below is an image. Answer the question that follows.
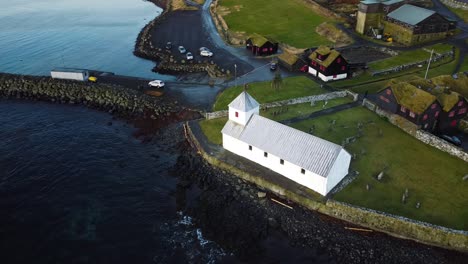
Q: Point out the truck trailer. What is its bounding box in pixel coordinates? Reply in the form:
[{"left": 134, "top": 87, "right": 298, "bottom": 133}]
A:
[{"left": 50, "top": 68, "right": 90, "bottom": 81}]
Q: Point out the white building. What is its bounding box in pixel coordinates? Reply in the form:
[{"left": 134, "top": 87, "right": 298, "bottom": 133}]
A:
[
  {"left": 51, "top": 68, "right": 90, "bottom": 81},
  {"left": 221, "top": 91, "right": 351, "bottom": 196}
]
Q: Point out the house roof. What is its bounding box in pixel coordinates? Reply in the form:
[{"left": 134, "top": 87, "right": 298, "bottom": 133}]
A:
[
  {"left": 436, "top": 92, "right": 462, "bottom": 112},
  {"left": 221, "top": 114, "right": 345, "bottom": 177},
  {"left": 308, "top": 46, "right": 342, "bottom": 67},
  {"left": 228, "top": 91, "right": 260, "bottom": 112},
  {"left": 390, "top": 82, "right": 437, "bottom": 114},
  {"left": 51, "top": 67, "right": 88, "bottom": 74},
  {"left": 248, "top": 34, "right": 269, "bottom": 47},
  {"left": 278, "top": 52, "right": 299, "bottom": 66},
  {"left": 387, "top": 4, "right": 435, "bottom": 26},
  {"left": 382, "top": 0, "right": 404, "bottom": 5}
]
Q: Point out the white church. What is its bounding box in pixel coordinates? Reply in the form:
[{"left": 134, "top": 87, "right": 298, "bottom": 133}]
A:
[{"left": 221, "top": 91, "right": 351, "bottom": 196}]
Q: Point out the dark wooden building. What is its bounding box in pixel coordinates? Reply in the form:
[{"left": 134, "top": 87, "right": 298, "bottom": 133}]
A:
[
  {"left": 374, "top": 83, "right": 441, "bottom": 131},
  {"left": 246, "top": 34, "right": 278, "bottom": 56},
  {"left": 278, "top": 51, "right": 307, "bottom": 72},
  {"left": 307, "top": 46, "right": 349, "bottom": 82},
  {"left": 383, "top": 4, "right": 456, "bottom": 45},
  {"left": 435, "top": 92, "right": 467, "bottom": 133}
]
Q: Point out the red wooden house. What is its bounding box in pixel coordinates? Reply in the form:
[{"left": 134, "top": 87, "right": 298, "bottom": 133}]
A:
[
  {"left": 374, "top": 83, "right": 441, "bottom": 131},
  {"left": 307, "top": 46, "right": 349, "bottom": 82},
  {"left": 246, "top": 34, "right": 278, "bottom": 56},
  {"left": 435, "top": 91, "right": 467, "bottom": 132}
]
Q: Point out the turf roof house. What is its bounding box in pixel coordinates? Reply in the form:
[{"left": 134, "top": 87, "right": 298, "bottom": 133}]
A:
[
  {"left": 382, "top": 4, "right": 456, "bottom": 45},
  {"left": 307, "top": 46, "right": 349, "bottom": 82},
  {"left": 434, "top": 91, "right": 467, "bottom": 132},
  {"left": 221, "top": 91, "right": 351, "bottom": 196},
  {"left": 374, "top": 83, "right": 442, "bottom": 130},
  {"left": 246, "top": 34, "right": 278, "bottom": 56}
]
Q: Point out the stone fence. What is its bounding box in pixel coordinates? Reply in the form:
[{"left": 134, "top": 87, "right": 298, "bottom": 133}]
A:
[
  {"left": 442, "top": 0, "right": 468, "bottom": 10},
  {"left": 205, "top": 90, "right": 355, "bottom": 119},
  {"left": 362, "top": 99, "right": 468, "bottom": 162},
  {"left": 371, "top": 50, "right": 454, "bottom": 77},
  {"left": 184, "top": 122, "right": 468, "bottom": 252}
]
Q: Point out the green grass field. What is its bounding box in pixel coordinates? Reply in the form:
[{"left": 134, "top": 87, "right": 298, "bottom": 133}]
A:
[
  {"left": 369, "top": 49, "right": 432, "bottom": 71},
  {"left": 219, "top": 0, "right": 333, "bottom": 48},
  {"left": 448, "top": 6, "right": 468, "bottom": 22},
  {"left": 213, "top": 76, "right": 326, "bottom": 111},
  {"left": 201, "top": 97, "right": 353, "bottom": 144},
  {"left": 291, "top": 107, "right": 468, "bottom": 230}
]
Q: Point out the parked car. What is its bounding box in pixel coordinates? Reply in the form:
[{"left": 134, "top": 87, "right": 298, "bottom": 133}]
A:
[
  {"left": 270, "top": 62, "right": 278, "bottom": 71},
  {"left": 178, "top": 46, "right": 186, "bottom": 54},
  {"left": 441, "top": 135, "right": 462, "bottom": 146},
  {"left": 148, "top": 80, "right": 165, "bottom": 88},
  {"left": 186, "top": 52, "right": 194, "bottom": 60},
  {"left": 88, "top": 76, "right": 98, "bottom": 83},
  {"left": 165, "top": 42, "right": 172, "bottom": 50},
  {"left": 200, "top": 50, "right": 213, "bottom": 57}
]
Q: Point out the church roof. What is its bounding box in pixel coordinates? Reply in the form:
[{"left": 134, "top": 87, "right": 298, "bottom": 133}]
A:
[
  {"left": 228, "top": 91, "right": 260, "bottom": 112},
  {"left": 222, "top": 114, "right": 345, "bottom": 177},
  {"left": 387, "top": 4, "right": 435, "bottom": 26}
]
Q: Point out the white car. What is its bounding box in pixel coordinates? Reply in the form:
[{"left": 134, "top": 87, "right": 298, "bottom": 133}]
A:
[
  {"left": 186, "top": 52, "right": 193, "bottom": 60},
  {"left": 178, "top": 46, "right": 186, "bottom": 54},
  {"left": 200, "top": 50, "right": 213, "bottom": 57},
  {"left": 148, "top": 80, "right": 165, "bottom": 88}
]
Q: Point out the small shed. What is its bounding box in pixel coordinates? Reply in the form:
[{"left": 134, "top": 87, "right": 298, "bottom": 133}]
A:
[
  {"left": 278, "top": 52, "right": 307, "bottom": 72},
  {"left": 51, "top": 68, "right": 90, "bottom": 81},
  {"left": 246, "top": 34, "right": 278, "bottom": 56}
]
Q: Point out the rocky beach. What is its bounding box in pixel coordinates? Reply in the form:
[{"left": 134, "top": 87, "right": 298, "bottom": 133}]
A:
[{"left": 1, "top": 0, "right": 467, "bottom": 263}]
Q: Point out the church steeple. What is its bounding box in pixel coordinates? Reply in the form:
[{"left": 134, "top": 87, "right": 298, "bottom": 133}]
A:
[{"left": 228, "top": 91, "right": 260, "bottom": 125}]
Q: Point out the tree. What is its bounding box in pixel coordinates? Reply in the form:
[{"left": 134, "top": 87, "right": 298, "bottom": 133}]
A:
[{"left": 271, "top": 71, "right": 283, "bottom": 91}]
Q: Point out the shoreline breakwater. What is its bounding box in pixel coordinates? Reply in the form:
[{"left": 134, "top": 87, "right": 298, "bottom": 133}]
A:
[
  {"left": 134, "top": 0, "right": 226, "bottom": 77},
  {"left": 0, "top": 73, "right": 200, "bottom": 134}
]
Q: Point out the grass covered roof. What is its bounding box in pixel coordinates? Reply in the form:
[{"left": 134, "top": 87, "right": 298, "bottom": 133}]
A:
[
  {"left": 278, "top": 51, "right": 299, "bottom": 65},
  {"left": 248, "top": 33, "right": 269, "bottom": 47},
  {"left": 308, "top": 45, "right": 341, "bottom": 67},
  {"left": 436, "top": 92, "right": 462, "bottom": 112},
  {"left": 391, "top": 82, "right": 437, "bottom": 114}
]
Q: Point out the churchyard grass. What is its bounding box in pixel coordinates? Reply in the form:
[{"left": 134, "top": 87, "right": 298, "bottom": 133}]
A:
[
  {"left": 219, "top": 0, "right": 332, "bottom": 48},
  {"left": 291, "top": 106, "right": 468, "bottom": 230},
  {"left": 213, "top": 76, "right": 326, "bottom": 111},
  {"left": 369, "top": 49, "right": 434, "bottom": 71},
  {"left": 199, "top": 117, "right": 228, "bottom": 145}
]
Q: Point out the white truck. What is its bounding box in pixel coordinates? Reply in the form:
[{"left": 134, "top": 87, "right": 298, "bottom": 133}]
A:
[{"left": 50, "top": 68, "right": 90, "bottom": 81}]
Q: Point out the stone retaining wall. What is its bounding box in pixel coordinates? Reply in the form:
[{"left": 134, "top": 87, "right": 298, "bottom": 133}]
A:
[
  {"left": 184, "top": 121, "right": 468, "bottom": 252},
  {"left": 371, "top": 50, "right": 454, "bottom": 77},
  {"left": 442, "top": 0, "right": 468, "bottom": 10},
  {"left": 362, "top": 99, "right": 468, "bottom": 162},
  {"left": 205, "top": 91, "right": 349, "bottom": 119},
  {"left": 0, "top": 73, "right": 180, "bottom": 117}
]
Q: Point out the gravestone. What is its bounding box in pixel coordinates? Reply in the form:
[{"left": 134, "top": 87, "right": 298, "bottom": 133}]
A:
[{"left": 377, "top": 171, "right": 384, "bottom": 181}]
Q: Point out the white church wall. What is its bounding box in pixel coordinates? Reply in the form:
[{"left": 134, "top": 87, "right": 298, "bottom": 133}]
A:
[
  {"left": 223, "top": 133, "right": 328, "bottom": 195},
  {"left": 228, "top": 106, "right": 259, "bottom": 125},
  {"left": 325, "top": 149, "right": 352, "bottom": 194}
]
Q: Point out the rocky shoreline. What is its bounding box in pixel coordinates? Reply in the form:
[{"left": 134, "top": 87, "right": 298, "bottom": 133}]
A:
[
  {"left": 0, "top": 73, "right": 200, "bottom": 139},
  {"left": 173, "top": 148, "right": 467, "bottom": 263},
  {"left": 134, "top": 0, "right": 227, "bottom": 77}
]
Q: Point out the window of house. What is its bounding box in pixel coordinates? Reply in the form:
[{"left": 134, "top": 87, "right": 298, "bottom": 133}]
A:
[
  {"left": 301, "top": 168, "right": 305, "bottom": 174},
  {"left": 280, "top": 159, "right": 284, "bottom": 165},
  {"left": 318, "top": 55, "right": 322, "bottom": 60},
  {"left": 435, "top": 111, "right": 440, "bottom": 117},
  {"left": 264, "top": 152, "right": 268, "bottom": 157},
  {"left": 333, "top": 74, "right": 337, "bottom": 78},
  {"left": 409, "top": 111, "right": 415, "bottom": 118},
  {"left": 386, "top": 89, "right": 392, "bottom": 95},
  {"left": 450, "top": 120, "right": 457, "bottom": 127},
  {"left": 423, "top": 114, "right": 428, "bottom": 120},
  {"left": 401, "top": 106, "right": 407, "bottom": 113},
  {"left": 449, "top": 111, "right": 455, "bottom": 117},
  {"left": 235, "top": 111, "right": 239, "bottom": 117},
  {"left": 431, "top": 103, "right": 437, "bottom": 109},
  {"left": 337, "top": 58, "right": 341, "bottom": 63},
  {"left": 458, "top": 101, "right": 464, "bottom": 107},
  {"left": 341, "top": 66, "right": 346, "bottom": 71},
  {"left": 458, "top": 108, "right": 466, "bottom": 115},
  {"left": 249, "top": 145, "right": 252, "bottom": 151}
]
